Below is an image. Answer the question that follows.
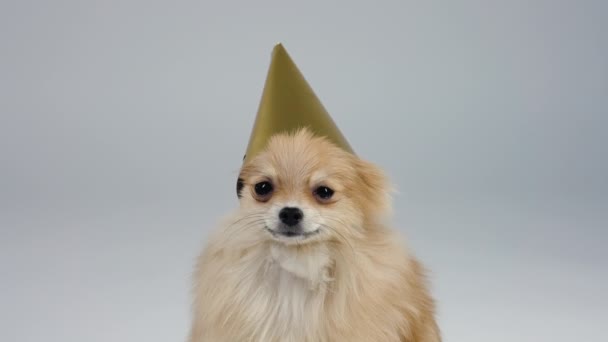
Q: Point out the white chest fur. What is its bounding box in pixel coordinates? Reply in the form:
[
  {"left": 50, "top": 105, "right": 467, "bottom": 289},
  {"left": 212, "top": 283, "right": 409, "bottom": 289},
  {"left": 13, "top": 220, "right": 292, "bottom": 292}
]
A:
[
  {"left": 242, "top": 243, "right": 333, "bottom": 342},
  {"left": 268, "top": 243, "right": 332, "bottom": 288},
  {"left": 195, "top": 242, "right": 336, "bottom": 342}
]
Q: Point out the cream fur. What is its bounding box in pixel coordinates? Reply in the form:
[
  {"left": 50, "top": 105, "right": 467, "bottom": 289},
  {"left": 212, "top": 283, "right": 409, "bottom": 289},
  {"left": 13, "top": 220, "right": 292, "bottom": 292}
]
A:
[{"left": 188, "top": 128, "right": 441, "bottom": 342}]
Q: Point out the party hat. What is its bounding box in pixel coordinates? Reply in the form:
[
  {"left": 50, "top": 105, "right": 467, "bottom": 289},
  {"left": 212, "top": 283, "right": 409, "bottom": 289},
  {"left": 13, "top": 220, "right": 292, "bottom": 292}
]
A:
[{"left": 242, "top": 43, "right": 354, "bottom": 164}]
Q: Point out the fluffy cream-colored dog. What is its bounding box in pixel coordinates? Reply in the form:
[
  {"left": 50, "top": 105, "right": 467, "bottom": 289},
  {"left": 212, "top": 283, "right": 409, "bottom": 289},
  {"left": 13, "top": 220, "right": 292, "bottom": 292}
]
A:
[{"left": 188, "top": 128, "right": 441, "bottom": 342}]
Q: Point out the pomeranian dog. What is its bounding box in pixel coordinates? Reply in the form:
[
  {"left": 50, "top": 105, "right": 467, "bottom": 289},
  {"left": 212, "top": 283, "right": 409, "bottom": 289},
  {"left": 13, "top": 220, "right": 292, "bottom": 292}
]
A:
[{"left": 188, "top": 128, "right": 441, "bottom": 342}]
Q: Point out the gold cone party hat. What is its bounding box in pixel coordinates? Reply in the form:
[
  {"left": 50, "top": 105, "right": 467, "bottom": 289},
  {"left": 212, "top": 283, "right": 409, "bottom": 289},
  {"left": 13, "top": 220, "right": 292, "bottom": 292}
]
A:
[{"left": 242, "top": 43, "right": 354, "bottom": 164}]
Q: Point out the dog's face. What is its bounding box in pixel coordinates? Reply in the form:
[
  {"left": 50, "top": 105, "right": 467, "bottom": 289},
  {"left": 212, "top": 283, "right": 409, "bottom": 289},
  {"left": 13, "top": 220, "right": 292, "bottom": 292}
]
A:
[{"left": 236, "top": 128, "right": 391, "bottom": 246}]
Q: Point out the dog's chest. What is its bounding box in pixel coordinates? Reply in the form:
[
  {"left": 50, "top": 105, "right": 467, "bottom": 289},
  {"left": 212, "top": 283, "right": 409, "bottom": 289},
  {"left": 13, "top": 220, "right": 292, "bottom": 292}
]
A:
[{"left": 241, "top": 244, "right": 332, "bottom": 341}]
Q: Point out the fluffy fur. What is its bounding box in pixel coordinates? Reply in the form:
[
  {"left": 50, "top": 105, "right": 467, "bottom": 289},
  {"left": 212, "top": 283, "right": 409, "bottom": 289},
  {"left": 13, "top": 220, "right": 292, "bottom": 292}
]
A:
[{"left": 188, "top": 128, "right": 441, "bottom": 342}]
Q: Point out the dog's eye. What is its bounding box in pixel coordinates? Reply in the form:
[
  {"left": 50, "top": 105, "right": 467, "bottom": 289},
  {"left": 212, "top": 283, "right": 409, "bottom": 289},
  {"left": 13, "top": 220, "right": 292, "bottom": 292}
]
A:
[
  {"left": 254, "top": 181, "right": 273, "bottom": 198},
  {"left": 314, "top": 186, "right": 334, "bottom": 201}
]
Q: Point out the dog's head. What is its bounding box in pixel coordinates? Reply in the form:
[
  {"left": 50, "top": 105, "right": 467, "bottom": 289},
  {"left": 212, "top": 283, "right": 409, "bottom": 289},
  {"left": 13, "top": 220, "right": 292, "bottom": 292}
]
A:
[{"left": 236, "top": 128, "right": 392, "bottom": 246}]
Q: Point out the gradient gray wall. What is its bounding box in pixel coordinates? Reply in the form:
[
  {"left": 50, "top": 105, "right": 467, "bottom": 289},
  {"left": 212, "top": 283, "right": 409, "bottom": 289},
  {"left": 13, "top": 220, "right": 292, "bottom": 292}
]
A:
[{"left": 1, "top": 1, "right": 606, "bottom": 341}]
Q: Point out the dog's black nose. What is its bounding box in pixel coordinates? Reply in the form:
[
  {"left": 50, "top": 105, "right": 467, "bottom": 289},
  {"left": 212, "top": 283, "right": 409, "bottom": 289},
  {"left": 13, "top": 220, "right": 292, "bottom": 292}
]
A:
[{"left": 279, "top": 207, "right": 303, "bottom": 227}]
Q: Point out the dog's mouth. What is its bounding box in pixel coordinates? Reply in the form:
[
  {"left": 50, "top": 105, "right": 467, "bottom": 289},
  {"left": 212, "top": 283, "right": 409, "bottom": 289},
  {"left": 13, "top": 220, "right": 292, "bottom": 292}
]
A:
[{"left": 265, "top": 227, "right": 320, "bottom": 239}]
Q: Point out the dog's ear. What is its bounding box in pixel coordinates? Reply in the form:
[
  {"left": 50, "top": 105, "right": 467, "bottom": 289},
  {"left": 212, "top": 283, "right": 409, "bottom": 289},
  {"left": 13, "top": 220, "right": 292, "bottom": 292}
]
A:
[
  {"left": 236, "top": 178, "right": 244, "bottom": 198},
  {"left": 236, "top": 162, "right": 257, "bottom": 199},
  {"left": 353, "top": 157, "right": 394, "bottom": 218},
  {"left": 237, "top": 155, "right": 247, "bottom": 198}
]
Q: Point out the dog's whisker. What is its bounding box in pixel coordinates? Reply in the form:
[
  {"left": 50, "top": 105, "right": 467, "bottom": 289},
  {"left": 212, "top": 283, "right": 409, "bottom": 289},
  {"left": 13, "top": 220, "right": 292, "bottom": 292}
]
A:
[
  {"left": 319, "top": 223, "right": 356, "bottom": 258},
  {"left": 220, "top": 214, "right": 268, "bottom": 243}
]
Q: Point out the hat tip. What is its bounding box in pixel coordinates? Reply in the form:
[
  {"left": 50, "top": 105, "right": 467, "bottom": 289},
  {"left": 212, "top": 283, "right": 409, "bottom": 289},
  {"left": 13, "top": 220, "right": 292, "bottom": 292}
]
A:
[{"left": 272, "top": 42, "right": 287, "bottom": 53}]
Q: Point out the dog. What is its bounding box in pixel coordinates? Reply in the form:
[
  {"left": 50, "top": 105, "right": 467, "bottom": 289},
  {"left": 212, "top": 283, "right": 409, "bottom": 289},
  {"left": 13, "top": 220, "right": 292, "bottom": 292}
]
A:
[{"left": 188, "top": 128, "right": 441, "bottom": 342}]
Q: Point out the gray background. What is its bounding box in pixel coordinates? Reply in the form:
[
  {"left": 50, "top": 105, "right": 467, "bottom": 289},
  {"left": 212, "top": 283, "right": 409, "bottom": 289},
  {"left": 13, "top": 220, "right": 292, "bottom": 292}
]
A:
[{"left": 1, "top": 1, "right": 606, "bottom": 341}]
